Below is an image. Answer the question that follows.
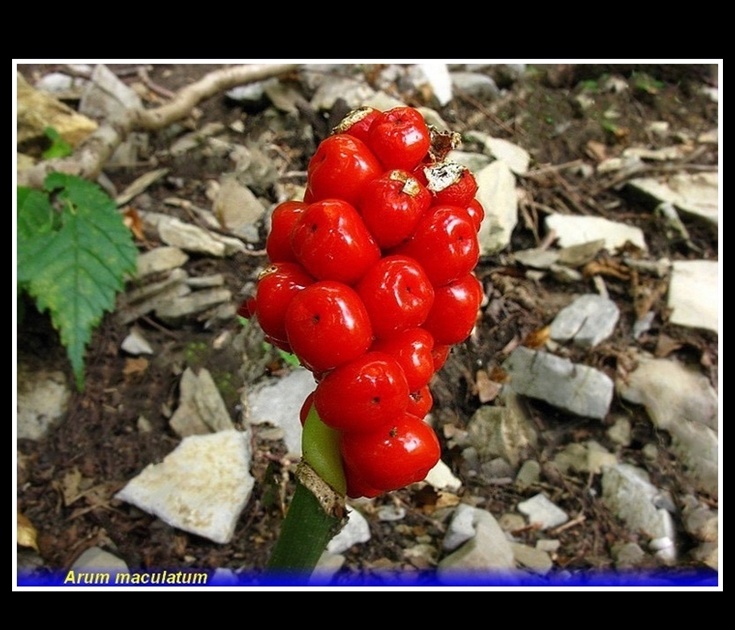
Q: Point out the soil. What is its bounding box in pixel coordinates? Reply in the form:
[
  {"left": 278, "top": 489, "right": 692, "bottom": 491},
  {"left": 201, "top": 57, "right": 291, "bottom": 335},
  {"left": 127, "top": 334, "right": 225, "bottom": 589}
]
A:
[{"left": 15, "top": 63, "right": 720, "bottom": 587}]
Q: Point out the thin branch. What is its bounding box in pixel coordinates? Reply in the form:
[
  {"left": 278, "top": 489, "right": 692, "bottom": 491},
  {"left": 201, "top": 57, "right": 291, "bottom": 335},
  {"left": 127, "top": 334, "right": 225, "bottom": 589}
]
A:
[{"left": 18, "top": 64, "right": 301, "bottom": 189}]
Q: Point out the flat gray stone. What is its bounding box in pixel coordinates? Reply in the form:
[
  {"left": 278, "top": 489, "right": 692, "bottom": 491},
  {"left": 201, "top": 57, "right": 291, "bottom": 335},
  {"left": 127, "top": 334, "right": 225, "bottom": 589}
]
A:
[
  {"left": 517, "top": 493, "right": 568, "bottom": 530},
  {"left": 601, "top": 463, "right": 676, "bottom": 551},
  {"left": 549, "top": 294, "right": 620, "bottom": 348},
  {"left": 503, "top": 347, "right": 614, "bottom": 420}
]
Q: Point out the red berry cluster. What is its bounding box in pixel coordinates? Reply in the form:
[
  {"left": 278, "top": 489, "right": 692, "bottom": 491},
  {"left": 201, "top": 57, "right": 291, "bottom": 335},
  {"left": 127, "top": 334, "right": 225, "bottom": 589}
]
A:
[{"left": 240, "top": 106, "right": 484, "bottom": 499}]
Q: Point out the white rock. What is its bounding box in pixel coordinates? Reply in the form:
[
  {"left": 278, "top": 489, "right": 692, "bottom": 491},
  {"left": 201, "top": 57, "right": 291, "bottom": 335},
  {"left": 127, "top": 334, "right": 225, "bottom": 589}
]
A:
[
  {"left": 245, "top": 368, "right": 316, "bottom": 456},
  {"left": 438, "top": 506, "right": 516, "bottom": 578},
  {"left": 17, "top": 366, "right": 71, "bottom": 440},
  {"left": 72, "top": 547, "right": 129, "bottom": 574},
  {"left": 424, "top": 459, "right": 462, "bottom": 492},
  {"left": 484, "top": 137, "right": 531, "bottom": 175},
  {"left": 476, "top": 160, "right": 518, "bottom": 255},
  {"left": 79, "top": 64, "right": 141, "bottom": 118},
  {"left": 327, "top": 506, "right": 370, "bottom": 554},
  {"left": 136, "top": 247, "right": 189, "bottom": 278},
  {"left": 213, "top": 176, "right": 266, "bottom": 243},
  {"left": 121, "top": 327, "right": 154, "bottom": 355},
  {"left": 627, "top": 172, "right": 719, "bottom": 225},
  {"left": 417, "top": 63, "right": 453, "bottom": 105},
  {"left": 466, "top": 394, "right": 537, "bottom": 467},
  {"left": 545, "top": 214, "right": 647, "bottom": 252},
  {"left": 617, "top": 353, "right": 718, "bottom": 432},
  {"left": 667, "top": 260, "right": 719, "bottom": 334},
  {"left": 510, "top": 542, "right": 553, "bottom": 575},
  {"left": 517, "top": 493, "right": 568, "bottom": 530},
  {"left": 115, "top": 430, "right": 254, "bottom": 544}
]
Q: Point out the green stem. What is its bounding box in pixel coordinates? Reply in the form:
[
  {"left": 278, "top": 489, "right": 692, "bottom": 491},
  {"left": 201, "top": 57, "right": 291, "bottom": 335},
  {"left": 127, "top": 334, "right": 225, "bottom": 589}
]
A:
[{"left": 266, "top": 406, "right": 347, "bottom": 575}]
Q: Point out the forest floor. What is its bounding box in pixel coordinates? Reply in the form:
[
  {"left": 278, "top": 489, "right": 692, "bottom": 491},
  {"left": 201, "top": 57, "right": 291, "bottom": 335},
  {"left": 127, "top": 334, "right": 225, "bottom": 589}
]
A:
[{"left": 15, "top": 62, "right": 720, "bottom": 588}]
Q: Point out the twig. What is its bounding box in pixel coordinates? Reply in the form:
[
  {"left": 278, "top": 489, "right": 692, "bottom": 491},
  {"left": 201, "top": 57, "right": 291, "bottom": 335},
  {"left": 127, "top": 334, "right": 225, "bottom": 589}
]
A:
[
  {"left": 18, "top": 64, "right": 301, "bottom": 189},
  {"left": 137, "top": 66, "right": 176, "bottom": 100},
  {"left": 550, "top": 513, "right": 586, "bottom": 535}
]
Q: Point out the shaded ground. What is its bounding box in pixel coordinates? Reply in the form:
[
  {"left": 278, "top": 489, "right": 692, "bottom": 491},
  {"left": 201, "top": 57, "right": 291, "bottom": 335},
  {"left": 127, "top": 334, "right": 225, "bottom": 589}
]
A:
[{"left": 16, "top": 63, "right": 719, "bottom": 584}]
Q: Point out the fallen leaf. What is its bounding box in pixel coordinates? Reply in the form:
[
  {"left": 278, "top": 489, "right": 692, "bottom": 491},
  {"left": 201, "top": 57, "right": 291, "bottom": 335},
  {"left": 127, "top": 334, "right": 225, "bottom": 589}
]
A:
[
  {"left": 522, "top": 325, "right": 550, "bottom": 349},
  {"left": 123, "top": 207, "right": 146, "bottom": 241},
  {"left": 60, "top": 467, "right": 83, "bottom": 506},
  {"left": 17, "top": 512, "right": 40, "bottom": 552},
  {"left": 123, "top": 357, "right": 149, "bottom": 377}
]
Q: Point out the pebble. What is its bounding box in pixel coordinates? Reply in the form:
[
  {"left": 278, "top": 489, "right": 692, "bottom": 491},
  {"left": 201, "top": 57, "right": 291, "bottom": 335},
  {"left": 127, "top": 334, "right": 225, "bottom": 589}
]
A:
[
  {"left": 517, "top": 493, "right": 569, "bottom": 530},
  {"left": 601, "top": 463, "right": 677, "bottom": 557},
  {"left": 327, "top": 506, "right": 370, "bottom": 554},
  {"left": 115, "top": 430, "right": 255, "bottom": 545},
  {"left": 17, "top": 365, "right": 71, "bottom": 440},
  {"left": 667, "top": 260, "right": 719, "bottom": 333},
  {"left": 476, "top": 160, "right": 518, "bottom": 255},
  {"left": 545, "top": 214, "right": 647, "bottom": 252},
  {"left": 503, "top": 346, "right": 614, "bottom": 420},
  {"left": 549, "top": 293, "right": 620, "bottom": 348}
]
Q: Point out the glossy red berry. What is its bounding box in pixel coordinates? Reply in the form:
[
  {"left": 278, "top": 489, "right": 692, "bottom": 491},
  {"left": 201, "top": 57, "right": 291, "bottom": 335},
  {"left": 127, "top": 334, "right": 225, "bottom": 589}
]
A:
[
  {"left": 357, "top": 169, "right": 431, "bottom": 249},
  {"left": 424, "top": 162, "right": 479, "bottom": 208},
  {"left": 422, "top": 273, "right": 483, "bottom": 345},
  {"left": 367, "top": 107, "right": 431, "bottom": 172},
  {"left": 266, "top": 200, "right": 308, "bottom": 263},
  {"left": 371, "top": 327, "right": 435, "bottom": 392},
  {"left": 314, "top": 351, "right": 410, "bottom": 433},
  {"left": 356, "top": 255, "right": 434, "bottom": 339},
  {"left": 290, "top": 198, "right": 381, "bottom": 285},
  {"left": 392, "top": 204, "right": 479, "bottom": 288},
  {"left": 284, "top": 280, "right": 373, "bottom": 372},
  {"left": 332, "top": 106, "right": 381, "bottom": 144},
  {"left": 305, "top": 134, "right": 383, "bottom": 207},
  {"left": 254, "top": 262, "right": 315, "bottom": 348},
  {"left": 466, "top": 198, "right": 485, "bottom": 232},
  {"left": 340, "top": 412, "right": 441, "bottom": 492},
  {"left": 406, "top": 385, "right": 433, "bottom": 419}
]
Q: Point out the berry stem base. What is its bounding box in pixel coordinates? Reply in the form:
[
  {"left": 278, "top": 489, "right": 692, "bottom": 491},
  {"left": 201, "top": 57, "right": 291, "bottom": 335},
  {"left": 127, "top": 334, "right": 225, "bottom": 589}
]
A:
[{"left": 266, "top": 461, "right": 346, "bottom": 575}]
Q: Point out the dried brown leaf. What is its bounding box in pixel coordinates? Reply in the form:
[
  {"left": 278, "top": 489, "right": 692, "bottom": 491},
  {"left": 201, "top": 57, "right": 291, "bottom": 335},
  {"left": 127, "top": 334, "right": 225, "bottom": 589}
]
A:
[
  {"left": 17, "top": 512, "right": 40, "bottom": 552},
  {"left": 523, "top": 325, "right": 551, "bottom": 349}
]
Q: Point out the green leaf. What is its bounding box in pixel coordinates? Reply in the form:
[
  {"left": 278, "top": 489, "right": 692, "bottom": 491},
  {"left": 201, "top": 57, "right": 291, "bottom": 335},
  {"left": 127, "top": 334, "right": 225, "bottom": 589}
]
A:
[
  {"left": 17, "top": 187, "right": 57, "bottom": 284},
  {"left": 18, "top": 174, "right": 138, "bottom": 389},
  {"left": 42, "top": 126, "right": 73, "bottom": 159}
]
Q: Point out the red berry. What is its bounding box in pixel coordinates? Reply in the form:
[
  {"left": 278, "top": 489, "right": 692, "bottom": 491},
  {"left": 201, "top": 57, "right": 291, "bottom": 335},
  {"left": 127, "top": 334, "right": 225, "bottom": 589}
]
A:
[
  {"left": 392, "top": 205, "right": 479, "bottom": 287},
  {"left": 333, "top": 107, "right": 381, "bottom": 144},
  {"left": 424, "top": 162, "right": 478, "bottom": 207},
  {"left": 254, "top": 262, "right": 315, "bottom": 348},
  {"left": 406, "top": 384, "right": 433, "bottom": 419},
  {"left": 284, "top": 280, "right": 373, "bottom": 373},
  {"left": 356, "top": 255, "right": 434, "bottom": 339},
  {"left": 290, "top": 198, "right": 381, "bottom": 285},
  {"left": 340, "top": 412, "right": 441, "bottom": 492},
  {"left": 357, "top": 169, "right": 431, "bottom": 249},
  {"left": 305, "top": 134, "right": 383, "bottom": 207},
  {"left": 314, "top": 351, "right": 410, "bottom": 433},
  {"left": 266, "top": 200, "right": 308, "bottom": 263},
  {"left": 466, "top": 198, "right": 485, "bottom": 232},
  {"left": 422, "top": 273, "right": 483, "bottom": 345},
  {"left": 367, "top": 107, "right": 431, "bottom": 172},
  {"left": 431, "top": 344, "right": 451, "bottom": 371},
  {"left": 371, "top": 327, "right": 435, "bottom": 392}
]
